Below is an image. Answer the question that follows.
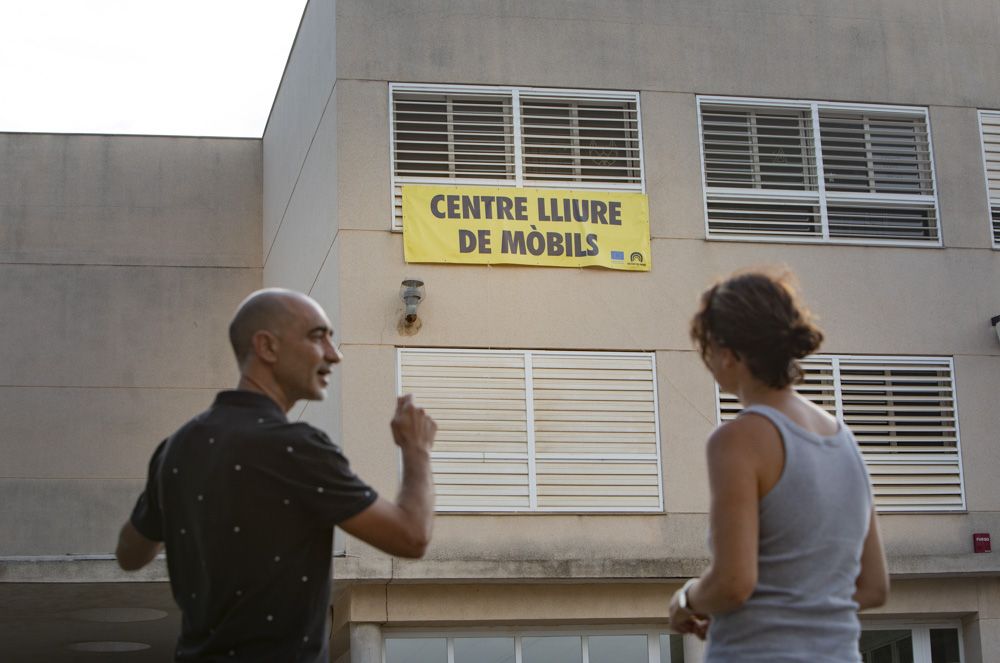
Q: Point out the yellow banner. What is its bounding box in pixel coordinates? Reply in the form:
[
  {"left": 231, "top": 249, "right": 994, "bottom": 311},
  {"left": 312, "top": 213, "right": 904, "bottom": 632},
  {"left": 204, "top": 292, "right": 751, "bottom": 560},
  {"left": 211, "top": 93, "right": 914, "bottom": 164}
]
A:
[{"left": 402, "top": 185, "right": 650, "bottom": 271}]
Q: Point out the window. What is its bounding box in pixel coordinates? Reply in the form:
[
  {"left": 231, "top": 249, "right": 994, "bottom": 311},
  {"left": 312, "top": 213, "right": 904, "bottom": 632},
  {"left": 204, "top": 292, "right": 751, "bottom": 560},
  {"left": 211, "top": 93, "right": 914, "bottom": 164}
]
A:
[
  {"left": 397, "top": 349, "right": 662, "bottom": 512},
  {"left": 860, "top": 624, "right": 964, "bottom": 663},
  {"left": 977, "top": 110, "right": 1000, "bottom": 247},
  {"left": 717, "top": 356, "right": 965, "bottom": 512},
  {"left": 699, "top": 97, "right": 940, "bottom": 244},
  {"left": 390, "top": 84, "right": 643, "bottom": 228},
  {"left": 384, "top": 629, "right": 686, "bottom": 663}
]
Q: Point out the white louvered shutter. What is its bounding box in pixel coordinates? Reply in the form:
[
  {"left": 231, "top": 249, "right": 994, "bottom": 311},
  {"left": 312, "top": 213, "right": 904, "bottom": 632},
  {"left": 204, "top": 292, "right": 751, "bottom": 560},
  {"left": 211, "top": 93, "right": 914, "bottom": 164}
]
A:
[
  {"left": 531, "top": 353, "right": 660, "bottom": 510},
  {"left": 979, "top": 110, "right": 1000, "bottom": 246},
  {"left": 391, "top": 85, "right": 644, "bottom": 229},
  {"left": 819, "top": 110, "right": 938, "bottom": 241},
  {"left": 519, "top": 95, "right": 642, "bottom": 186},
  {"left": 399, "top": 349, "right": 662, "bottom": 512},
  {"left": 400, "top": 350, "right": 530, "bottom": 510},
  {"left": 700, "top": 98, "right": 940, "bottom": 244},
  {"left": 700, "top": 103, "right": 822, "bottom": 239},
  {"left": 391, "top": 90, "right": 516, "bottom": 228},
  {"left": 717, "top": 356, "right": 964, "bottom": 513},
  {"left": 837, "top": 358, "right": 963, "bottom": 512}
]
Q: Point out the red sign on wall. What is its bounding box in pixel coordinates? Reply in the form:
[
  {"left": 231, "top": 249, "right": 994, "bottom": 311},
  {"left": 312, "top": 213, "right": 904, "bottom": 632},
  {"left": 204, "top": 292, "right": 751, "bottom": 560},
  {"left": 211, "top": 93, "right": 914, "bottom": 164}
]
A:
[{"left": 973, "top": 533, "right": 992, "bottom": 553}]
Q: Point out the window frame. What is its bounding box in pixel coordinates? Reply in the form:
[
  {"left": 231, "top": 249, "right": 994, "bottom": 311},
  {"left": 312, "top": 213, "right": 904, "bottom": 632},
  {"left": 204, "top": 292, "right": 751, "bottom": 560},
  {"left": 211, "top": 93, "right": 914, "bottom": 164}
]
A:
[
  {"left": 859, "top": 620, "right": 966, "bottom": 663},
  {"left": 714, "top": 354, "right": 966, "bottom": 514},
  {"left": 383, "top": 625, "right": 686, "bottom": 663},
  {"left": 697, "top": 95, "right": 942, "bottom": 247},
  {"left": 389, "top": 83, "right": 646, "bottom": 231},
  {"left": 976, "top": 109, "right": 1000, "bottom": 249},
  {"left": 396, "top": 347, "right": 664, "bottom": 514}
]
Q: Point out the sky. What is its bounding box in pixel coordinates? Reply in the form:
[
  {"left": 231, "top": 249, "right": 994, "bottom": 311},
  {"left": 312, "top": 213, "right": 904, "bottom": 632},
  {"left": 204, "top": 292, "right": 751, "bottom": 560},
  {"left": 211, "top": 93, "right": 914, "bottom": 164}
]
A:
[{"left": 0, "top": 1, "right": 308, "bottom": 137}]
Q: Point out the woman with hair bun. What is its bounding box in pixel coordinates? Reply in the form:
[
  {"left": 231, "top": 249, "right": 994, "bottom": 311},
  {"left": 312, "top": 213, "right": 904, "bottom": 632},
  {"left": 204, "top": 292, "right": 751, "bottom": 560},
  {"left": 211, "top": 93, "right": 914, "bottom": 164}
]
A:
[{"left": 668, "top": 269, "right": 889, "bottom": 662}]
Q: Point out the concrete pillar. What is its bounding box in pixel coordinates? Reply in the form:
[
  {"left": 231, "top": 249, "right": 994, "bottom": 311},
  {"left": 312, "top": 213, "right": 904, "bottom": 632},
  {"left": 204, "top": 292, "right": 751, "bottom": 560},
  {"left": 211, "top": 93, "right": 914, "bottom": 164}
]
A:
[
  {"left": 683, "top": 634, "right": 705, "bottom": 662},
  {"left": 349, "top": 623, "right": 382, "bottom": 663},
  {"left": 961, "top": 615, "right": 983, "bottom": 663}
]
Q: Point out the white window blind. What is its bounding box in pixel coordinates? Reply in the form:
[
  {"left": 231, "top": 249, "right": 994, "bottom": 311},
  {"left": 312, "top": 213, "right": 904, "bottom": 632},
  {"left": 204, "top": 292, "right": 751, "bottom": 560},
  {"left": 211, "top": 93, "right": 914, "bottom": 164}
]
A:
[
  {"left": 699, "top": 97, "right": 940, "bottom": 245},
  {"left": 718, "top": 356, "right": 964, "bottom": 513},
  {"left": 978, "top": 110, "right": 1000, "bottom": 247},
  {"left": 391, "top": 84, "right": 643, "bottom": 229},
  {"left": 398, "top": 349, "right": 662, "bottom": 512}
]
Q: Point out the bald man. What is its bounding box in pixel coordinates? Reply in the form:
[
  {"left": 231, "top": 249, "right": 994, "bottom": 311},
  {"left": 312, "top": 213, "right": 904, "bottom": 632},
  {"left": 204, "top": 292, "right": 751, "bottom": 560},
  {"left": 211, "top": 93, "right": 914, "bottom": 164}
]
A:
[{"left": 116, "top": 288, "right": 436, "bottom": 662}]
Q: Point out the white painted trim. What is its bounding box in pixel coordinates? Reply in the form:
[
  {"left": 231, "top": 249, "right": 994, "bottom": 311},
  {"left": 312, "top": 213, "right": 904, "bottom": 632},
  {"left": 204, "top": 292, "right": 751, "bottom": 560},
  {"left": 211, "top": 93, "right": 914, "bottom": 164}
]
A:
[
  {"left": 811, "top": 103, "right": 831, "bottom": 240},
  {"left": 434, "top": 505, "right": 664, "bottom": 513},
  {"left": 388, "top": 83, "right": 400, "bottom": 232},
  {"left": 523, "top": 351, "right": 538, "bottom": 510},
  {"left": 635, "top": 91, "right": 647, "bottom": 194},
  {"left": 698, "top": 95, "right": 932, "bottom": 115},
  {"left": 949, "top": 356, "right": 968, "bottom": 512},
  {"left": 977, "top": 109, "right": 1000, "bottom": 249},
  {"left": 696, "top": 94, "right": 712, "bottom": 241},
  {"left": 831, "top": 356, "right": 844, "bottom": 418},
  {"left": 648, "top": 352, "right": 665, "bottom": 513},
  {"left": 511, "top": 88, "right": 525, "bottom": 186},
  {"left": 705, "top": 234, "right": 944, "bottom": 249},
  {"left": 922, "top": 107, "right": 945, "bottom": 246},
  {"left": 392, "top": 81, "right": 641, "bottom": 101},
  {"left": 395, "top": 348, "right": 405, "bottom": 490},
  {"left": 401, "top": 347, "right": 659, "bottom": 359}
]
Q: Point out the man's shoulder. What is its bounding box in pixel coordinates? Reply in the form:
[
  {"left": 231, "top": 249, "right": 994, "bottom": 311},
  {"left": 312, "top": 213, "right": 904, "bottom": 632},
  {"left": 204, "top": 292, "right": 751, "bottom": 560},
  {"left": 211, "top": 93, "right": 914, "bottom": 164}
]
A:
[
  {"left": 287, "top": 422, "right": 341, "bottom": 451},
  {"left": 256, "top": 420, "right": 344, "bottom": 454}
]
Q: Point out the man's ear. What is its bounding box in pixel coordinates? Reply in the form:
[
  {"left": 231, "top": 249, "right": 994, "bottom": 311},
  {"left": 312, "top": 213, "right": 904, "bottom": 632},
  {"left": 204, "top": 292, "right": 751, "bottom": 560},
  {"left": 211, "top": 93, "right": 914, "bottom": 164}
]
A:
[{"left": 250, "top": 330, "right": 280, "bottom": 364}]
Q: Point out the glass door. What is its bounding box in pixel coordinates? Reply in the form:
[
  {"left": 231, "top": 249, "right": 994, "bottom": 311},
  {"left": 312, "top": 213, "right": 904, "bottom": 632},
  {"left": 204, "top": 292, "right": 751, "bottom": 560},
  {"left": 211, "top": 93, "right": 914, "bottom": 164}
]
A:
[{"left": 860, "top": 624, "right": 963, "bottom": 663}]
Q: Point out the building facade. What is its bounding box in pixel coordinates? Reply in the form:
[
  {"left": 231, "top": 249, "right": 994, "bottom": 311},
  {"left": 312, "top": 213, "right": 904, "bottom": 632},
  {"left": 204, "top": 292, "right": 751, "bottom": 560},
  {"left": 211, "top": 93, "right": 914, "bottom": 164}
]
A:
[{"left": 2, "top": 1, "right": 1000, "bottom": 661}]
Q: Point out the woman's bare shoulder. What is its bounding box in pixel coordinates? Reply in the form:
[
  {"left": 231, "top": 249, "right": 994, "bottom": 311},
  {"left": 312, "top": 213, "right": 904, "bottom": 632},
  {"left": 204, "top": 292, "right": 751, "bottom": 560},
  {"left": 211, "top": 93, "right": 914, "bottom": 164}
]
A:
[{"left": 708, "top": 414, "right": 781, "bottom": 458}]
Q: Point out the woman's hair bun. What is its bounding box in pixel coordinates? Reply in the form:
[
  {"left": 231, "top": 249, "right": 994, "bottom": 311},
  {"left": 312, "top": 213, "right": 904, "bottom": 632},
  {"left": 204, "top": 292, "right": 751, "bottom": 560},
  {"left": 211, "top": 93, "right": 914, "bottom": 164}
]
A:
[{"left": 786, "top": 322, "right": 823, "bottom": 359}]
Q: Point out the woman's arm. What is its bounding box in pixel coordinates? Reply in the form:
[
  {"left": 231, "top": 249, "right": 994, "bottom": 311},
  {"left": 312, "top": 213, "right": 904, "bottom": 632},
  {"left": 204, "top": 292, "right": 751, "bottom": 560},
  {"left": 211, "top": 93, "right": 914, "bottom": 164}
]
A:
[
  {"left": 689, "top": 421, "right": 763, "bottom": 610},
  {"left": 670, "top": 417, "right": 774, "bottom": 635},
  {"left": 853, "top": 506, "right": 889, "bottom": 609}
]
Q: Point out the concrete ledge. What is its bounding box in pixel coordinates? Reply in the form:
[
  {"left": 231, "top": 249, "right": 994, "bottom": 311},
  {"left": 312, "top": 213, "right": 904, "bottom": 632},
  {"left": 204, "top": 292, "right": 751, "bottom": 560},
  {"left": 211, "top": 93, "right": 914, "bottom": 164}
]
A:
[
  {"left": 889, "top": 554, "right": 1000, "bottom": 579},
  {"left": 0, "top": 555, "right": 168, "bottom": 583},
  {"left": 334, "top": 554, "right": 1000, "bottom": 584},
  {"left": 334, "top": 556, "right": 712, "bottom": 583},
  {"left": 4, "top": 552, "right": 997, "bottom": 584}
]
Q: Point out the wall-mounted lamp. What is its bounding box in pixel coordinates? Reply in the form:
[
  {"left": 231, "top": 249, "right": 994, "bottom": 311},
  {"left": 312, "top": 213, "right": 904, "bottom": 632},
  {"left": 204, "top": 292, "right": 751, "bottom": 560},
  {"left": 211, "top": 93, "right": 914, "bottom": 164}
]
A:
[
  {"left": 992, "top": 314, "right": 1000, "bottom": 344},
  {"left": 400, "top": 279, "right": 425, "bottom": 325}
]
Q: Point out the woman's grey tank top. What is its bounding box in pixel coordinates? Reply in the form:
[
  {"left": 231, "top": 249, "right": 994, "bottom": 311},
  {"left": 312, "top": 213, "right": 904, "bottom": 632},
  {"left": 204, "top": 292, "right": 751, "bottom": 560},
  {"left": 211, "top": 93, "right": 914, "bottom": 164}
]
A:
[{"left": 705, "top": 404, "right": 873, "bottom": 663}]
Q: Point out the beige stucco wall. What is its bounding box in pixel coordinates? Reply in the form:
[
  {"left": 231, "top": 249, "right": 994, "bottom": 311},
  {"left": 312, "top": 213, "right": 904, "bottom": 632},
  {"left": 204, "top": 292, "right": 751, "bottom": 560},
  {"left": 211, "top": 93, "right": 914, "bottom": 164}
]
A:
[
  {"left": 254, "top": 0, "right": 1000, "bottom": 658},
  {"left": 328, "top": 577, "right": 1000, "bottom": 661},
  {"left": 336, "top": 0, "right": 1000, "bottom": 110},
  {"left": 0, "top": 133, "right": 262, "bottom": 555},
  {"left": 256, "top": 0, "right": 1000, "bottom": 582}
]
